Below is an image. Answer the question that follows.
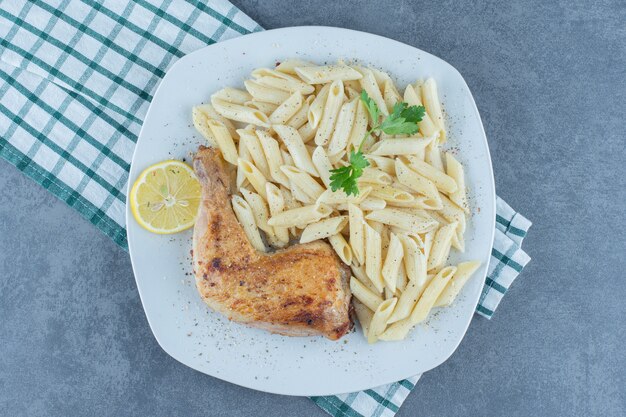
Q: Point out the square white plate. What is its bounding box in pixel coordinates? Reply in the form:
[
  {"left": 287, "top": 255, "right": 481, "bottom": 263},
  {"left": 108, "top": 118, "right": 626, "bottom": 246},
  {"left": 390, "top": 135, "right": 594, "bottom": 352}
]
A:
[{"left": 126, "top": 26, "right": 495, "bottom": 396}]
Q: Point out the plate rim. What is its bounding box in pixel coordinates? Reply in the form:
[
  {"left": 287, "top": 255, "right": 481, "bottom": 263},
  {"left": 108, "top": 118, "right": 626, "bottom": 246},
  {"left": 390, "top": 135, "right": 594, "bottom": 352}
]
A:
[{"left": 126, "top": 25, "right": 496, "bottom": 396}]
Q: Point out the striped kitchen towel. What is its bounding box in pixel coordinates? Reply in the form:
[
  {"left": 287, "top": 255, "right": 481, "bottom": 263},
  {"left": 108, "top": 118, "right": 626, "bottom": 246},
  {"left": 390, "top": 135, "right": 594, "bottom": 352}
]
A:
[{"left": 0, "top": 2, "right": 531, "bottom": 417}]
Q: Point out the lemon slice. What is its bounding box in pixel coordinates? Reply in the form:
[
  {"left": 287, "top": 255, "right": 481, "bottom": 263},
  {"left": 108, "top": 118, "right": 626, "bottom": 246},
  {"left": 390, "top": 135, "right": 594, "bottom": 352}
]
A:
[{"left": 130, "top": 160, "right": 201, "bottom": 234}]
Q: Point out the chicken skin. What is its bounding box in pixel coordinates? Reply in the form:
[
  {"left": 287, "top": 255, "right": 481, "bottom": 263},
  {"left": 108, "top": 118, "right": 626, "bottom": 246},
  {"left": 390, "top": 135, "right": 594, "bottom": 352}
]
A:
[{"left": 192, "top": 146, "right": 352, "bottom": 340}]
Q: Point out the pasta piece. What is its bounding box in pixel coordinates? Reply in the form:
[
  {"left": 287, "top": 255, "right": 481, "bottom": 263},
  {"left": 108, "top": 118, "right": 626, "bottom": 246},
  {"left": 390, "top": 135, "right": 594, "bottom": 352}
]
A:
[
  {"left": 317, "top": 186, "right": 371, "bottom": 205},
  {"left": 191, "top": 106, "right": 217, "bottom": 146},
  {"left": 381, "top": 233, "right": 403, "bottom": 293},
  {"left": 403, "top": 84, "right": 439, "bottom": 137},
  {"left": 395, "top": 158, "right": 442, "bottom": 209},
  {"left": 435, "top": 261, "right": 481, "bottom": 307},
  {"left": 421, "top": 78, "right": 446, "bottom": 142},
  {"left": 364, "top": 222, "right": 384, "bottom": 292},
  {"left": 231, "top": 195, "right": 265, "bottom": 252},
  {"left": 355, "top": 197, "right": 386, "bottom": 211},
  {"left": 299, "top": 216, "right": 348, "bottom": 244},
  {"left": 400, "top": 234, "right": 428, "bottom": 285},
  {"left": 359, "top": 167, "right": 393, "bottom": 185},
  {"left": 238, "top": 128, "right": 271, "bottom": 178},
  {"left": 383, "top": 78, "right": 402, "bottom": 113},
  {"left": 368, "top": 137, "right": 433, "bottom": 156},
  {"left": 237, "top": 158, "right": 268, "bottom": 200},
  {"left": 212, "top": 87, "right": 252, "bottom": 104},
  {"left": 255, "top": 130, "right": 289, "bottom": 187},
  {"left": 244, "top": 80, "right": 291, "bottom": 105},
  {"left": 207, "top": 119, "right": 238, "bottom": 165},
  {"left": 236, "top": 135, "right": 251, "bottom": 188},
  {"left": 368, "top": 184, "right": 415, "bottom": 205},
  {"left": 353, "top": 300, "right": 373, "bottom": 338},
  {"left": 280, "top": 166, "right": 324, "bottom": 200},
  {"left": 267, "top": 203, "right": 332, "bottom": 227},
  {"left": 327, "top": 99, "right": 357, "bottom": 156},
  {"left": 315, "top": 80, "right": 345, "bottom": 146},
  {"left": 427, "top": 222, "right": 458, "bottom": 271},
  {"left": 365, "top": 208, "right": 438, "bottom": 235},
  {"left": 410, "top": 266, "right": 457, "bottom": 323},
  {"left": 265, "top": 183, "right": 289, "bottom": 246},
  {"left": 288, "top": 179, "right": 315, "bottom": 205},
  {"left": 275, "top": 59, "right": 314, "bottom": 74},
  {"left": 440, "top": 193, "right": 466, "bottom": 227},
  {"left": 348, "top": 204, "right": 366, "bottom": 265},
  {"left": 295, "top": 65, "right": 363, "bottom": 84},
  {"left": 193, "top": 103, "right": 238, "bottom": 137},
  {"left": 368, "top": 298, "right": 397, "bottom": 344},
  {"left": 307, "top": 83, "right": 330, "bottom": 128},
  {"left": 378, "top": 317, "right": 414, "bottom": 341},
  {"left": 252, "top": 68, "right": 315, "bottom": 94},
  {"left": 351, "top": 262, "right": 381, "bottom": 295},
  {"left": 273, "top": 125, "right": 318, "bottom": 176},
  {"left": 445, "top": 153, "right": 469, "bottom": 212},
  {"left": 211, "top": 98, "right": 270, "bottom": 127},
  {"left": 358, "top": 67, "right": 388, "bottom": 117},
  {"left": 245, "top": 100, "right": 278, "bottom": 115},
  {"left": 387, "top": 277, "right": 424, "bottom": 324},
  {"left": 311, "top": 146, "right": 333, "bottom": 188},
  {"left": 350, "top": 276, "right": 384, "bottom": 312},
  {"left": 424, "top": 143, "right": 445, "bottom": 172},
  {"left": 369, "top": 67, "right": 390, "bottom": 89},
  {"left": 269, "top": 91, "right": 303, "bottom": 125},
  {"left": 396, "top": 261, "right": 408, "bottom": 293},
  {"left": 298, "top": 122, "right": 316, "bottom": 143},
  {"left": 328, "top": 234, "right": 353, "bottom": 265},
  {"left": 408, "top": 155, "right": 458, "bottom": 194},
  {"left": 240, "top": 188, "right": 273, "bottom": 235},
  {"left": 287, "top": 94, "right": 314, "bottom": 129},
  {"left": 366, "top": 155, "right": 395, "bottom": 175},
  {"left": 348, "top": 99, "right": 369, "bottom": 150}
]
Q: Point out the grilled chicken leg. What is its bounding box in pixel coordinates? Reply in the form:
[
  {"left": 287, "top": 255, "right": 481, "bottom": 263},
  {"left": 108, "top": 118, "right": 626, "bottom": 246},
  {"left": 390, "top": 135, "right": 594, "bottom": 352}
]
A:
[{"left": 192, "top": 146, "right": 352, "bottom": 340}]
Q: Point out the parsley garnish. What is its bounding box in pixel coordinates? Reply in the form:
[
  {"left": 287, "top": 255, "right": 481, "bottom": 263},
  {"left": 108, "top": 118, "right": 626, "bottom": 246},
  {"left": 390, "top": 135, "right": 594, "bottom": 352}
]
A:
[{"left": 329, "top": 90, "right": 426, "bottom": 196}]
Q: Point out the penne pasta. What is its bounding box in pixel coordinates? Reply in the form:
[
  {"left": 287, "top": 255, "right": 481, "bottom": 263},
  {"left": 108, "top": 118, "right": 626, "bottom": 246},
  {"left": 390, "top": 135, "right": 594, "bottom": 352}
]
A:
[
  {"left": 327, "top": 99, "right": 357, "bottom": 156},
  {"left": 348, "top": 204, "right": 366, "bottom": 265},
  {"left": 273, "top": 124, "right": 318, "bottom": 176},
  {"left": 191, "top": 105, "right": 217, "bottom": 146},
  {"left": 267, "top": 203, "right": 333, "bottom": 227},
  {"left": 358, "top": 67, "right": 388, "bottom": 117},
  {"left": 421, "top": 78, "right": 446, "bottom": 142},
  {"left": 408, "top": 155, "right": 458, "bottom": 194},
  {"left": 366, "top": 155, "right": 395, "bottom": 175},
  {"left": 410, "top": 266, "right": 457, "bottom": 323},
  {"left": 244, "top": 79, "right": 291, "bottom": 105},
  {"left": 211, "top": 97, "right": 270, "bottom": 127},
  {"left": 403, "top": 84, "right": 439, "bottom": 137},
  {"left": 298, "top": 122, "right": 316, "bottom": 143},
  {"left": 265, "top": 183, "right": 290, "bottom": 246},
  {"left": 364, "top": 222, "right": 385, "bottom": 292},
  {"left": 307, "top": 83, "right": 330, "bottom": 129},
  {"left": 365, "top": 208, "right": 438, "bottom": 235},
  {"left": 238, "top": 128, "right": 271, "bottom": 178},
  {"left": 287, "top": 94, "right": 314, "bottom": 129},
  {"left": 231, "top": 195, "right": 265, "bottom": 252},
  {"left": 238, "top": 158, "right": 268, "bottom": 200},
  {"left": 395, "top": 158, "right": 442, "bottom": 208},
  {"left": 311, "top": 146, "right": 333, "bottom": 188},
  {"left": 381, "top": 233, "right": 403, "bottom": 293},
  {"left": 212, "top": 87, "right": 252, "bottom": 104},
  {"left": 255, "top": 129, "right": 289, "bottom": 187},
  {"left": 245, "top": 100, "right": 278, "bottom": 115},
  {"left": 383, "top": 78, "right": 402, "bottom": 113},
  {"left": 445, "top": 152, "right": 469, "bottom": 212},
  {"left": 328, "top": 233, "right": 353, "bottom": 265},
  {"left": 353, "top": 299, "right": 374, "bottom": 338},
  {"left": 315, "top": 80, "right": 345, "bottom": 146},
  {"left": 207, "top": 119, "right": 238, "bottom": 165},
  {"left": 280, "top": 165, "right": 324, "bottom": 200},
  {"left": 435, "top": 261, "right": 480, "bottom": 307},
  {"left": 299, "top": 216, "right": 348, "bottom": 244},
  {"left": 427, "top": 222, "right": 458, "bottom": 271},
  {"left": 348, "top": 99, "right": 369, "bottom": 150},
  {"left": 295, "top": 65, "right": 363, "bottom": 84},
  {"left": 368, "top": 298, "right": 397, "bottom": 344},
  {"left": 270, "top": 91, "right": 303, "bottom": 125},
  {"left": 275, "top": 59, "right": 314, "bottom": 74},
  {"left": 350, "top": 276, "right": 384, "bottom": 312}
]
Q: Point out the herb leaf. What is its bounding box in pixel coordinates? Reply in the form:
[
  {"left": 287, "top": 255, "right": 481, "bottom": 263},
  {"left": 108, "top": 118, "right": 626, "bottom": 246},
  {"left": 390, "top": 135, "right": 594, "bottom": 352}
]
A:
[
  {"left": 329, "top": 150, "right": 370, "bottom": 196},
  {"left": 329, "top": 91, "right": 426, "bottom": 196},
  {"left": 360, "top": 90, "right": 379, "bottom": 124}
]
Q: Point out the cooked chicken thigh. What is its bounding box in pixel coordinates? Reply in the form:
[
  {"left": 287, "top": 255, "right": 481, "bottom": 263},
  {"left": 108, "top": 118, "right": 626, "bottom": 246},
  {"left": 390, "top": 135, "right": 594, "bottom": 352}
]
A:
[{"left": 192, "top": 146, "right": 352, "bottom": 340}]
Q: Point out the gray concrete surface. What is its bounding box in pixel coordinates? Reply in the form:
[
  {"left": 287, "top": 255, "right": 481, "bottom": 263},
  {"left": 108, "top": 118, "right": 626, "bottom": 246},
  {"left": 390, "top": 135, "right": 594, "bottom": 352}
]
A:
[{"left": 1, "top": 1, "right": 625, "bottom": 416}]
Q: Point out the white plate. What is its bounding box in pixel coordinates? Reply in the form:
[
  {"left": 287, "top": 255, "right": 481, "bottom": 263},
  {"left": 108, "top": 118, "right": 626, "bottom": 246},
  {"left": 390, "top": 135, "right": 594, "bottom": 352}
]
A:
[{"left": 126, "top": 26, "right": 495, "bottom": 396}]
